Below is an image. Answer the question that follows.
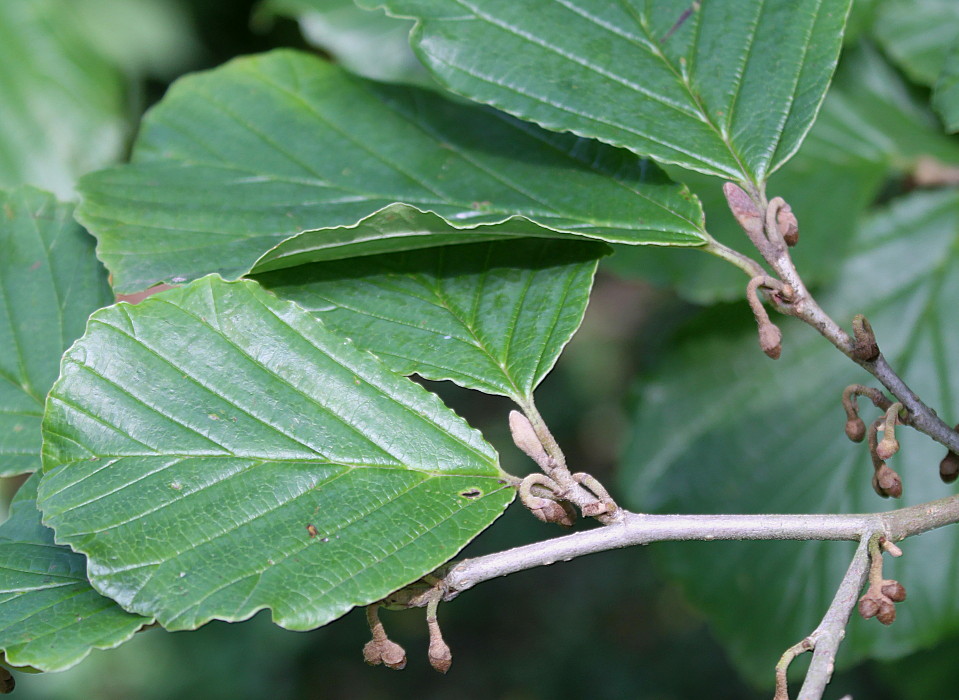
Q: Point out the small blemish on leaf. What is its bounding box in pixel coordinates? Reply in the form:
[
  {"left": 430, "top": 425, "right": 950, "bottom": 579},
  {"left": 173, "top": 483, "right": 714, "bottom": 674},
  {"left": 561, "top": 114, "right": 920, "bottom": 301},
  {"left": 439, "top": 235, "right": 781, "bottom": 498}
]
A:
[
  {"left": 208, "top": 413, "right": 219, "bottom": 420},
  {"left": 306, "top": 524, "right": 319, "bottom": 538},
  {"left": 459, "top": 488, "right": 482, "bottom": 499},
  {"left": 170, "top": 481, "right": 182, "bottom": 490}
]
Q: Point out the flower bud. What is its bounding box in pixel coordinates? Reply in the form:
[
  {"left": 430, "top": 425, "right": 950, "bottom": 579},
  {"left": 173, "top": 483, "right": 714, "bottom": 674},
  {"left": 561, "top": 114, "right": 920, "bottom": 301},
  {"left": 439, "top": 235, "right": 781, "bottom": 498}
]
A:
[
  {"left": 509, "top": 410, "right": 547, "bottom": 464},
  {"left": 363, "top": 639, "right": 407, "bottom": 670},
  {"left": 873, "top": 464, "right": 902, "bottom": 498},
  {"left": 845, "top": 417, "right": 866, "bottom": 443},
  {"left": 876, "top": 598, "right": 897, "bottom": 625},
  {"left": 530, "top": 499, "right": 576, "bottom": 527},
  {"left": 428, "top": 636, "right": 453, "bottom": 674},
  {"left": 940, "top": 451, "right": 959, "bottom": 483},
  {"left": 881, "top": 580, "right": 906, "bottom": 603},
  {"left": 723, "top": 182, "right": 764, "bottom": 239},
  {"left": 858, "top": 595, "right": 879, "bottom": 619},
  {"left": 759, "top": 321, "right": 782, "bottom": 359},
  {"left": 876, "top": 436, "right": 900, "bottom": 461},
  {"left": 776, "top": 202, "right": 799, "bottom": 246}
]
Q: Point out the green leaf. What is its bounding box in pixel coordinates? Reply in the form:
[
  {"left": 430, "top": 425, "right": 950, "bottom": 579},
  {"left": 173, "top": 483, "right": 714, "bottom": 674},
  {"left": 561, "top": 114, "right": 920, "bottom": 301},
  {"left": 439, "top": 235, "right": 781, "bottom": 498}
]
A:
[
  {"left": 619, "top": 189, "right": 959, "bottom": 683},
  {"left": 872, "top": 0, "right": 959, "bottom": 86},
  {"left": 382, "top": 0, "right": 852, "bottom": 185},
  {"left": 608, "top": 43, "right": 959, "bottom": 303},
  {"left": 261, "top": 0, "right": 429, "bottom": 85},
  {"left": 37, "top": 276, "right": 513, "bottom": 631},
  {"left": 256, "top": 239, "right": 607, "bottom": 400},
  {"left": 0, "top": 187, "right": 113, "bottom": 477},
  {"left": 0, "top": 0, "right": 128, "bottom": 198},
  {"left": 77, "top": 50, "right": 704, "bottom": 294},
  {"left": 934, "top": 42, "right": 959, "bottom": 133},
  {"left": 0, "top": 474, "right": 150, "bottom": 672}
]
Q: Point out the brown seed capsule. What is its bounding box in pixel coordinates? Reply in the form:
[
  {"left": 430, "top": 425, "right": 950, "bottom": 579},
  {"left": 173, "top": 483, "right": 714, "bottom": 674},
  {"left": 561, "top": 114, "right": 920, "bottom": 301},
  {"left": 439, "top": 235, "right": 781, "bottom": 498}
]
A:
[
  {"left": 845, "top": 417, "right": 867, "bottom": 443},
  {"left": 881, "top": 580, "right": 907, "bottom": 603},
  {"left": 776, "top": 202, "right": 799, "bottom": 246},
  {"left": 758, "top": 322, "right": 783, "bottom": 360},
  {"left": 0, "top": 667, "right": 13, "bottom": 694}
]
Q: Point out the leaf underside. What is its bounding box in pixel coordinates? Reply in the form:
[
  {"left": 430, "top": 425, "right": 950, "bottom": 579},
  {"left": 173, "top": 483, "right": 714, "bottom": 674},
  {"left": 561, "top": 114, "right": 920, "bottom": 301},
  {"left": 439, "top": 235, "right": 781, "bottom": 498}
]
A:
[
  {"left": 76, "top": 50, "right": 704, "bottom": 293},
  {"left": 384, "top": 0, "right": 852, "bottom": 184},
  {"left": 38, "top": 276, "right": 513, "bottom": 631},
  {"left": 255, "top": 238, "right": 607, "bottom": 400}
]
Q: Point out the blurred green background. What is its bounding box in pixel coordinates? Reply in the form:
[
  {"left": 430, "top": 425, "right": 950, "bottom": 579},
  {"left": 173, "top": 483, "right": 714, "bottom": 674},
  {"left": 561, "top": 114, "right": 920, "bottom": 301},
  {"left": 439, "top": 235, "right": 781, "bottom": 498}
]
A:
[{"left": 3, "top": 0, "right": 959, "bottom": 697}]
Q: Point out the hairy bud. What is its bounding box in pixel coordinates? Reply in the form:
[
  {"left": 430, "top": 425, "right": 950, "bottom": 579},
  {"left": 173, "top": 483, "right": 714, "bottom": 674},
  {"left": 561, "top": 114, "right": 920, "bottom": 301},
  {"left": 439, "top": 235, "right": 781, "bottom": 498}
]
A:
[
  {"left": 852, "top": 315, "right": 880, "bottom": 362},
  {"left": 723, "top": 182, "right": 764, "bottom": 240},
  {"left": 876, "top": 598, "right": 897, "bottom": 625},
  {"left": 845, "top": 417, "right": 866, "bottom": 443},
  {"left": 940, "top": 451, "right": 959, "bottom": 483},
  {"left": 758, "top": 322, "right": 783, "bottom": 360},
  {"left": 873, "top": 464, "right": 903, "bottom": 499},
  {"left": 509, "top": 410, "right": 547, "bottom": 465},
  {"left": 530, "top": 499, "right": 576, "bottom": 527},
  {"left": 428, "top": 636, "right": 453, "bottom": 674},
  {"left": 876, "top": 436, "right": 900, "bottom": 461},
  {"left": 858, "top": 595, "right": 880, "bottom": 619},
  {"left": 776, "top": 202, "right": 799, "bottom": 246},
  {"left": 881, "top": 580, "right": 907, "bottom": 603},
  {"left": 363, "top": 639, "right": 407, "bottom": 670}
]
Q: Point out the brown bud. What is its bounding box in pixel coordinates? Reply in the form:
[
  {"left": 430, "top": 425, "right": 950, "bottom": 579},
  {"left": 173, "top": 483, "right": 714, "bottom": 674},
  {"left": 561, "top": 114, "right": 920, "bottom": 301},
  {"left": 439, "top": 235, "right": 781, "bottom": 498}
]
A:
[
  {"left": 723, "top": 182, "right": 765, "bottom": 239},
  {"left": 881, "top": 580, "right": 907, "bottom": 603},
  {"left": 858, "top": 595, "right": 880, "bottom": 619},
  {"left": 0, "top": 667, "right": 12, "bottom": 694},
  {"left": 940, "top": 451, "right": 959, "bottom": 483},
  {"left": 845, "top": 417, "right": 866, "bottom": 443},
  {"left": 876, "top": 436, "right": 900, "bottom": 461},
  {"left": 428, "top": 636, "right": 453, "bottom": 674},
  {"left": 852, "top": 315, "right": 880, "bottom": 362},
  {"left": 873, "top": 464, "right": 902, "bottom": 498},
  {"left": 581, "top": 501, "right": 608, "bottom": 518},
  {"left": 776, "top": 202, "right": 799, "bottom": 246},
  {"left": 363, "top": 639, "right": 407, "bottom": 670},
  {"left": 876, "top": 598, "right": 897, "bottom": 625},
  {"left": 509, "top": 410, "right": 547, "bottom": 464},
  {"left": 530, "top": 499, "right": 576, "bottom": 527},
  {"left": 758, "top": 322, "right": 783, "bottom": 359}
]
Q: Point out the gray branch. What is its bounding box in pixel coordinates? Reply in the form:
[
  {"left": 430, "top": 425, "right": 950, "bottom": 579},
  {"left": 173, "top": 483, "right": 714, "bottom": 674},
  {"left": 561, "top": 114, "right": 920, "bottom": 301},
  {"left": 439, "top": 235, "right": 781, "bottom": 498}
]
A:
[{"left": 442, "top": 497, "right": 959, "bottom": 597}]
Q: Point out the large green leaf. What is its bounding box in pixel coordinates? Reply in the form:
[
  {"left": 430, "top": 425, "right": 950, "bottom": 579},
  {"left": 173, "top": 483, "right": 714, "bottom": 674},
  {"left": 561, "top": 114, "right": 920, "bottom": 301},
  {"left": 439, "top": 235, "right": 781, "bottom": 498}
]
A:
[
  {"left": 0, "top": 474, "right": 150, "bottom": 672},
  {"left": 620, "top": 189, "right": 959, "bottom": 683},
  {"left": 261, "top": 0, "right": 429, "bottom": 85},
  {"left": 0, "top": 0, "right": 128, "bottom": 198},
  {"left": 256, "top": 239, "right": 606, "bottom": 400},
  {"left": 77, "top": 50, "right": 705, "bottom": 294},
  {"left": 37, "top": 276, "right": 513, "bottom": 631},
  {"left": 872, "top": 0, "right": 959, "bottom": 86},
  {"left": 934, "top": 43, "right": 959, "bottom": 133},
  {"left": 382, "top": 0, "right": 851, "bottom": 185},
  {"left": 0, "top": 187, "right": 113, "bottom": 477},
  {"left": 609, "top": 43, "right": 959, "bottom": 303}
]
